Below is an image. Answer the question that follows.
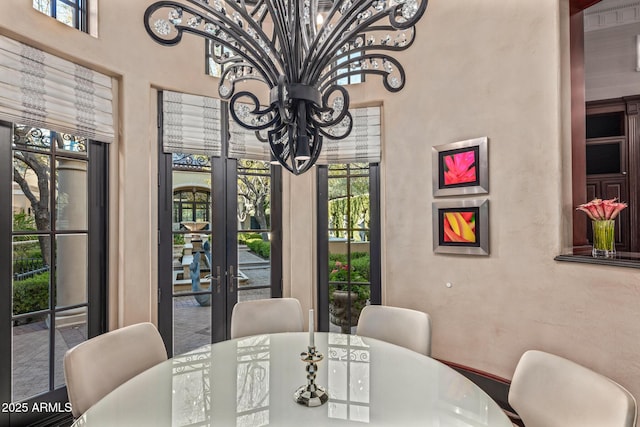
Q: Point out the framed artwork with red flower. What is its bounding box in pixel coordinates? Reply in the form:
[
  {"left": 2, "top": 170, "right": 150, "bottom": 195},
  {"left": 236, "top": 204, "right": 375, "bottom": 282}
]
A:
[
  {"left": 432, "top": 137, "right": 488, "bottom": 197},
  {"left": 432, "top": 199, "right": 489, "bottom": 255}
]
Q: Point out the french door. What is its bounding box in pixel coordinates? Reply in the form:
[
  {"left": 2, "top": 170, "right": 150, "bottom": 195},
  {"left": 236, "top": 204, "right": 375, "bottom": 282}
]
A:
[
  {"left": 0, "top": 122, "right": 108, "bottom": 426},
  {"left": 317, "top": 163, "right": 381, "bottom": 334},
  {"left": 158, "top": 113, "right": 282, "bottom": 357}
]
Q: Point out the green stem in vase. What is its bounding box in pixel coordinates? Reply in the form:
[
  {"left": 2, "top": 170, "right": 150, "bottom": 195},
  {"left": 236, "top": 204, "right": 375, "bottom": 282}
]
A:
[{"left": 592, "top": 220, "right": 615, "bottom": 252}]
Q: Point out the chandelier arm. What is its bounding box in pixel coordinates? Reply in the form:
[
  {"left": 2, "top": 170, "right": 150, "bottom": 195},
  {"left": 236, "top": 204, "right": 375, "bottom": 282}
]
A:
[
  {"left": 302, "top": 0, "right": 363, "bottom": 77},
  {"left": 218, "top": 66, "right": 272, "bottom": 100},
  {"left": 307, "top": 85, "right": 351, "bottom": 129},
  {"left": 249, "top": 0, "right": 268, "bottom": 25},
  {"left": 229, "top": 92, "right": 280, "bottom": 131},
  {"left": 144, "top": 1, "right": 281, "bottom": 86},
  {"left": 389, "top": 0, "right": 429, "bottom": 30},
  {"left": 306, "top": 0, "right": 427, "bottom": 82},
  {"left": 316, "top": 111, "right": 353, "bottom": 140},
  {"left": 185, "top": 28, "right": 277, "bottom": 93},
  {"left": 266, "top": 0, "right": 294, "bottom": 79},
  {"left": 317, "top": 54, "right": 406, "bottom": 92},
  {"left": 304, "top": 0, "right": 374, "bottom": 82},
  {"left": 308, "top": 8, "right": 422, "bottom": 83}
]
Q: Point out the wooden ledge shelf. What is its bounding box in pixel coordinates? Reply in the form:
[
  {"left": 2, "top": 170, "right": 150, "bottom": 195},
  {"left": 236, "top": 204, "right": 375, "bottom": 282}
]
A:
[{"left": 555, "top": 249, "right": 640, "bottom": 269}]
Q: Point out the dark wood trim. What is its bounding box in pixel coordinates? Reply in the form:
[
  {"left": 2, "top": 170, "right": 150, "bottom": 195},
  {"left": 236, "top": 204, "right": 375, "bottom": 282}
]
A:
[
  {"left": 157, "top": 91, "right": 175, "bottom": 357},
  {"left": 626, "top": 99, "right": 640, "bottom": 253},
  {"left": 571, "top": 10, "right": 588, "bottom": 247},
  {"left": 438, "top": 359, "right": 524, "bottom": 426},
  {"left": 570, "top": 0, "right": 601, "bottom": 14}
]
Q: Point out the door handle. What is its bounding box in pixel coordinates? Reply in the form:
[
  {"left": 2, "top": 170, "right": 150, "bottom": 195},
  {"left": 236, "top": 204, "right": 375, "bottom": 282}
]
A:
[
  {"left": 228, "top": 265, "right": 237, "bottom": 293},
  {"left": 206, "top": 266, "right": 222, "bottom": 294}
]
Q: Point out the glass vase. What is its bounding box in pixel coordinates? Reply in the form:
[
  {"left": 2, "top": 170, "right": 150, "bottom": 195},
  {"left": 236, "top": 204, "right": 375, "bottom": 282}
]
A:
[{"left": 591, "top": 220, "right": 616, "bottom": 258}]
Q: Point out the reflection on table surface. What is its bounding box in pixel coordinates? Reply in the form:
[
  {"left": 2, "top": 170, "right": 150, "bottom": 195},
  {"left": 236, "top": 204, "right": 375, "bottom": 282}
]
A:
[{"left": 73, "top": 332, "right": 512, "bottom": 427}]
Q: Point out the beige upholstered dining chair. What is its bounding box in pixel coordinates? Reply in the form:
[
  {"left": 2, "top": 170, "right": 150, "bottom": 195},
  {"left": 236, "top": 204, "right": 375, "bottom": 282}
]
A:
[
  {"left": 356, "top": 305, "right": 432, "bottom": 356},
  {"left": 63, "top": 322, "right": 168, "bottom": 418},
  {"left": 230, "top": 297, "right": 304, "bottom": 339},
  {"left": 508, "top": 350, "right": 637, "bottom": 427}
]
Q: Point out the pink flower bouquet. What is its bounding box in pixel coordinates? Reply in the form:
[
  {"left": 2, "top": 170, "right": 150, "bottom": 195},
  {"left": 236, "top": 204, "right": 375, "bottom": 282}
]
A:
[{"left": 576, "top": 198, "right": 627, "bottom": 221}]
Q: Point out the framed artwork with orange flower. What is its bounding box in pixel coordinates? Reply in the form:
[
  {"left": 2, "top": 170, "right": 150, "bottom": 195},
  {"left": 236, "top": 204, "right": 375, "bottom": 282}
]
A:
[
  {"left": 432, "top": 137, "right": 488, "bottom": 197},
  {"left": 432, "top": 199, "right": 489, "bottom": 255}
]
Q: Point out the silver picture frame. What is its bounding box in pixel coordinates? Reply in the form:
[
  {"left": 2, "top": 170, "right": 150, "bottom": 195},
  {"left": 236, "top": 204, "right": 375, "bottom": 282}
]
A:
[
  {"left": 432, "top": 137, "right": 489, "bottom": 197},
  {"left": 432, "top": 199, "right": 489, "bottom": 256}
]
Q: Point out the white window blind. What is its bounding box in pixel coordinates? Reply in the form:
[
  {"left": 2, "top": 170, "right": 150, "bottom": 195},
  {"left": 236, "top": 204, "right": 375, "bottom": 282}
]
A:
[
  {"left": 162, "top": 90, "right": 222, "bottom": 157},
  {"left": 0, "top": 35, "right": 115, "bottom": 143},
  {"left": 318, "top": 106, "right": 381, "bottom": 164},
  {"left": 227, "top": 109, "right": 272, "bottom": 161}
]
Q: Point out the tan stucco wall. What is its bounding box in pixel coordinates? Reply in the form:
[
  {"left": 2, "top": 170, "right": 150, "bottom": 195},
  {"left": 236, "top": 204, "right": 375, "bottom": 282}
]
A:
[{"left": 2, "top": 0, "right": 640, "bottom": 405}]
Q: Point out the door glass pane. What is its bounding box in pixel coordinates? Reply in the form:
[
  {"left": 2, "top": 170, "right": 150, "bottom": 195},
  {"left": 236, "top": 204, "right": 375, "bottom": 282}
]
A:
[
  {"left": 173, "top": 296, "right": 211, "bottom": 356},
  {"left": 173, "top": 233, "right": 213, "bottom": 296},
  {"left": 327, "top": 164, "right": 371, "bottom": 334},
  {"left": 172, "top": 154, "right": 213, "bottom": 354},
  {"left": 13, "top": 315, "right": 50, "bottom": 401},
  {"left": 12, "top": 231, "right": 50, "bottom": 401},
  {"left": 13, "top": 235, "right": 50, "bottom": 317},
  {"left": 55, "top": 234, "right": 88, "bottom": 309},
  {"left": 56, "top": 132, "right": 87, "bottom": 155},
  {"left": 13, "top": 151, "right": 51, "bottom": 231},
  {"left": 237, "top": 160, "right": 271, "bottom": 303},
  {"left": 56, "top": 158, "right": 88, "bottom": 230},
  {"left": 54, "top": 320, "right": 87, "bottom": 388},
  {"left": 13, "top": 125, "right": 51, "bottom": 151}
]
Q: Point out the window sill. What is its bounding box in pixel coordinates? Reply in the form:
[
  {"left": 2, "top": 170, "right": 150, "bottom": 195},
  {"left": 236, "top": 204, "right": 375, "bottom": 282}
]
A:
[{"left": 555, "top": 247, "right": 640, "bottom": 269}]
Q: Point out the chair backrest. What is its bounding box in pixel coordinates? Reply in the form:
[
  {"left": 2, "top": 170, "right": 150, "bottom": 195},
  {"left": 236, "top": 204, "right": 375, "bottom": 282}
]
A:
[
  {"left": 356, "top": 305, "right": 431, "bottom": 356},
  {"left": 230, "top": 298, "right": 304, "bottom": 339},
  {"left": 508, "top": 350, "right": 637, "bottom": 427},
  {"left": 63, "top": 322, "right": 167, "bottom": 418}
]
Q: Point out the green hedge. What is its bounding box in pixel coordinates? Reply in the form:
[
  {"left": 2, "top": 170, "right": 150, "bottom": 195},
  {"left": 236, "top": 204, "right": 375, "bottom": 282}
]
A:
[
  {"left": 13, "top": 272, "right": 49, "bottom": 317},
  {"left": 246, "top": 239, "right": 270, "bottom": 259},
  {"left": 239, "top": 232, "right": 262, "bottom": 244}
]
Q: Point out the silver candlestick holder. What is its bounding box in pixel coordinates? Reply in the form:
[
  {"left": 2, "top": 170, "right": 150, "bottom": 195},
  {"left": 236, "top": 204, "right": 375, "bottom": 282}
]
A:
[{"left": 293, "top": 346, "right": 328, "bottom": 407}]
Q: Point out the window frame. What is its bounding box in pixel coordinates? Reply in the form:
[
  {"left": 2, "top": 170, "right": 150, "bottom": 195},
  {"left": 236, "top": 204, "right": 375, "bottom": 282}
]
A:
[{"left": 316, "top": 163, "right": 381, "bottom": 333}]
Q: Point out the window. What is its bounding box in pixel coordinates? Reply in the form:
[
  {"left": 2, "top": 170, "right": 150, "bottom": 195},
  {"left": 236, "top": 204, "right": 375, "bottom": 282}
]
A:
[
  {"left": 336, "top": 48, "right": 364, "bottom": 85},
  {"left": 206, "top": 40, "right": 226, "bottom": 78},
  {"left": 1, "top": 123, "right": 108, "bottom": 426},
  {"left": 317, "top": 163, "right": 381, "bottom": 333},
  {"left": 33, "top": 0, "right": 87, "bottom": 32}
]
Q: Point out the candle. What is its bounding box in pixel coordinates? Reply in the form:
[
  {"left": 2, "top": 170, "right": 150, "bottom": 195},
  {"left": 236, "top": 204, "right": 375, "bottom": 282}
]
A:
[{"left": 309, "top": 308, "right": 314, "bottom": 348}]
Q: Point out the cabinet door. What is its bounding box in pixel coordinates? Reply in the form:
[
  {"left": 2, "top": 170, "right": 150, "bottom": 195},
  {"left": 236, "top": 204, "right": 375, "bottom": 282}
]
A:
[{"left": 585, "top": 176, "right": 629, "bottom": 251}]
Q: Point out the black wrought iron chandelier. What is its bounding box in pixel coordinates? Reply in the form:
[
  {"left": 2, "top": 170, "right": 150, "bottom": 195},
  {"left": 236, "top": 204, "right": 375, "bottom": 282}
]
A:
[{"left": 144, "top": 0, "right": 428, "bottom": 174}]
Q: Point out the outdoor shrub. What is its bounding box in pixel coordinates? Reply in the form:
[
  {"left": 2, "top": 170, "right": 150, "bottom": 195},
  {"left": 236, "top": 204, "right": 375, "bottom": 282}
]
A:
[
  {"left": 246, "top": 239, "right": 270, "bottom": 259},
  {"left": 239, "top": 232, "right": 262, "bottom": 244},
  {"left": 329, "top": 253, "right": 348, "bottom": 263},
  {"left": 13, "top": 272, "right": 49, "bottom": 317},
  {"left": 350, "top": 255, "right": 370, "bottom": 281}
]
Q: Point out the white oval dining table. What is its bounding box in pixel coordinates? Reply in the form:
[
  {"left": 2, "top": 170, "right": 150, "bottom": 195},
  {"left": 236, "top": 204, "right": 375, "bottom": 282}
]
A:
[{"left": 72, "top": 332, "right": 513, "bottom": 427}]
